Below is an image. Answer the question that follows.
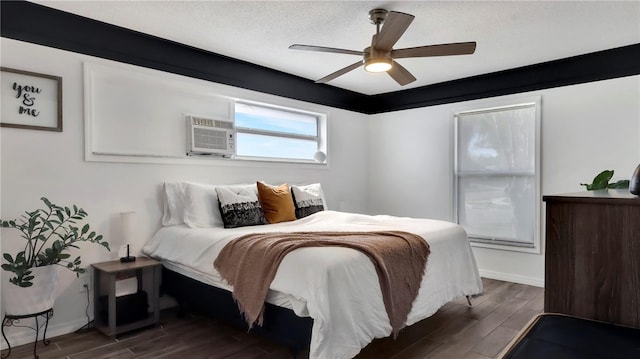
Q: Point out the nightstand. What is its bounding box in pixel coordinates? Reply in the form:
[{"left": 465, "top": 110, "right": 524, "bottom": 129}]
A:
[{"left": 91, "top": 257, "right": 161, "bottom": 337}]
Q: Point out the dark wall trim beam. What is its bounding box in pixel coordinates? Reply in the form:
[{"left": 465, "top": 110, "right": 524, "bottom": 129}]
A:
[
  {"left": 368, "top": 44, "right": 640, "bottom": 113},
  {"left": 2, "top": 1, "right": 639, "bottom": 115}
]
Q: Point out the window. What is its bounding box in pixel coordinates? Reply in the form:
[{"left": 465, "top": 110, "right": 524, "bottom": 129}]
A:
[
  {"left": 454, "top": 100, "right": 540, "bottom": 251},
  {"left": 234, "top": 102, "right": 326, "bottom": 162}
]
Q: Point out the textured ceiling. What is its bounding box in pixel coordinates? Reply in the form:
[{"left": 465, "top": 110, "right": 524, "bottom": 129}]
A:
[{"left": 32, "top": 1, "right": 640, "bottom": 95}]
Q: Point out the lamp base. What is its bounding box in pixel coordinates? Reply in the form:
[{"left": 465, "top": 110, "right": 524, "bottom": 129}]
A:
[
  {"left": 630, "top": 164, "right": 640, "bottom": 195},
  {"left": 120, "top": 256, "right": 136, "bottom": 263}
]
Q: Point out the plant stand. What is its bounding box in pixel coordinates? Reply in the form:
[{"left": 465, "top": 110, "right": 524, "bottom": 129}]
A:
[{"left": 1, "top": 308, "right": 53, "bottom": 359}]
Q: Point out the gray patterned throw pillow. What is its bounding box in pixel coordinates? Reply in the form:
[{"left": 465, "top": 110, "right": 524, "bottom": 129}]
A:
[
  {"left": 291, "top": 184, "right": 326, "bottom": 218},
  {"left": 216, "top": 185, "right": 268, "bottom": 228}
]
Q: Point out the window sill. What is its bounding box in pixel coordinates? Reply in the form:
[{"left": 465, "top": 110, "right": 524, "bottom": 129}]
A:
[
  {"left": 88, "top": 151, "right": 329, "bottom": 169},
  {"left": 470, "top": 240, "right": 541, "bottom": 254}
]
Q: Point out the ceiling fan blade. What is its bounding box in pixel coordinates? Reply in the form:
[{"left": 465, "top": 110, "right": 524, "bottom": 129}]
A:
[
  {"left": 289, "top": 44, "right": 363, "bottom": 56},
  {"left": 315, "top": 61, "right": 363, "bottom": 84},
  {"left": 392, "top": 42, "right": 477, "bottom": 59},
  {"left": 387, "top": 61, "right": 416, "bottom": 86},
  {"left": 375, "top": 11, "right": 415, "bottom": 51}
]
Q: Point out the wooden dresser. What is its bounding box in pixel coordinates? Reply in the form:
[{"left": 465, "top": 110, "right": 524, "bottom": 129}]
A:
[{"left": 543, "top": 190, "right": 640, "bottom": 328}]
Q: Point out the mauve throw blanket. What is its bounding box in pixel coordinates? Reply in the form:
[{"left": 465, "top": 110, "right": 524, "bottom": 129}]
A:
[{"left": 213, "top": 231, "right": 430, "bottom": 337}]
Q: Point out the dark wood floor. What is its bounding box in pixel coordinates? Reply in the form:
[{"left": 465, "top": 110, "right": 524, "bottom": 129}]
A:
[{"left": 2, "top": 278, "right": 543, "bottom": 359}]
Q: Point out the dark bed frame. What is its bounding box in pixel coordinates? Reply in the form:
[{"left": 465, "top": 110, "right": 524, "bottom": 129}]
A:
[{"left": 161, "top": 267, "right": 313, "bottom": 356}]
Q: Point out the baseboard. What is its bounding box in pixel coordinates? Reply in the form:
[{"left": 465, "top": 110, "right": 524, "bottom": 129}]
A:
[
  {"left": 0, "top": 316, "right": 88, "bottom": 351},
  {"left": 480, "top": 269, "right": 544, "bottom": 288}
]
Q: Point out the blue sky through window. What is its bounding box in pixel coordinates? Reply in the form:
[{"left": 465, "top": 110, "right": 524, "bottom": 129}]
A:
[
  {"left": 235, "top": 103, "right": 317, "bottom": 136},
  {"left": 234, "top": 102, "right": 320, "bottom": 161},
  {"left": 236, "top": 133, "right": 316, "bottom": 159}
]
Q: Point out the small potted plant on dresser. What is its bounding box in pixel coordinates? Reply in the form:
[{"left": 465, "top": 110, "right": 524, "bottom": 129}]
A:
[{"left": 1, "top": 197, "right": 110, "bottom": 315}]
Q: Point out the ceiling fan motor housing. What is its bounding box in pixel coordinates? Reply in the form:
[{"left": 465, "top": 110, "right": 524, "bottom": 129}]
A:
[{"left": 369, "top": 8, "right": 389, "bottom": 25}]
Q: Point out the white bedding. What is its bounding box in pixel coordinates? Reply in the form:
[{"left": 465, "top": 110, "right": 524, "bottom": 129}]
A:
[{"left": 142, "top": 210, "right": 482, "bottom": 359}]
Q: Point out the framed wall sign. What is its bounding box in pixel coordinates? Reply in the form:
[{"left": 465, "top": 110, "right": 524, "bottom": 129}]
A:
[{"left": 1, "top": 67, "right": 62, "bottom": 132}]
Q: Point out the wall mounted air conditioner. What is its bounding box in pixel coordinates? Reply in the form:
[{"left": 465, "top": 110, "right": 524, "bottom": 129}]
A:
[{"left": 186, "top": 115, "right": 235, "bottom": 157}]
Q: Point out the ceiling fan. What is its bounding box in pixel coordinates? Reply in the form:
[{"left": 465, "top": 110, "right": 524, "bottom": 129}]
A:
[{"left": 289, "top": 8, "right": 476, "bottom": 86}]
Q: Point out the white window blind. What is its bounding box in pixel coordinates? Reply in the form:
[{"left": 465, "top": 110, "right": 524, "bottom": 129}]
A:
[{"left": 455, "top": 102, "right": 540, "bottom": 249}]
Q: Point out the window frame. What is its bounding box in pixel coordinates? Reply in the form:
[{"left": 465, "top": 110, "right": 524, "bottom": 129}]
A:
[
  {"left": 233, "top": 100, "right": 327, "bottom": 164},
  {"left": 453, "top": 97, "right": 542, "bottom": 254}
]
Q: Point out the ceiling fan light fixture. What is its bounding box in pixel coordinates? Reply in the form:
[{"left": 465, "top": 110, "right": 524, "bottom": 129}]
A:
[{"left": 364, "top": 57, "right": 392, "bottom": 72}]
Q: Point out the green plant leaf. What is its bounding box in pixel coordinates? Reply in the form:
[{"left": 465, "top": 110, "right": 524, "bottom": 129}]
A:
[
  {"left": 580, "top": 183, "right": 593, "bottom": 190},
  {"left": 3, "top": 253, "right": 14, "bottom": 263},
  {"left": 608, "top": 179, "right": 630, "bottom": 189},
  {"left": 2, "top": 263, "right": 15, "bottom": 271},
  {"left": 81, "top": 224, "right": 89, "bottom": 235},
  {"left": 592, "top": 170, "right": 614, "bottom": 189},
  {"left": 56, "top": 210, "right": 64, "bottom": 222},
  {"left": 43, "top": 219, "right": 54, "bottom": 230},
  {"left": 42, "top": 197, "right": 52, "bottom": 209}
]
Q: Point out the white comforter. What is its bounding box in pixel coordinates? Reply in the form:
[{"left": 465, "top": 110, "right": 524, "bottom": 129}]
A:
[{"left": 142, "top": 211, "right": 482, "bottom": 359}]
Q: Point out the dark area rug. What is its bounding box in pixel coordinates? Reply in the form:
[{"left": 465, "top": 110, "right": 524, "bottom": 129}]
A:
[{"left": 503, "top": 314, "right": 640, "bottom": 359}]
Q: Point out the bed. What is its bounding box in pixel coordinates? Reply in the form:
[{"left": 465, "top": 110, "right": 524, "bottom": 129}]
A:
[{"left": 141, "top": 182, "right": 483, "bottom": 359}]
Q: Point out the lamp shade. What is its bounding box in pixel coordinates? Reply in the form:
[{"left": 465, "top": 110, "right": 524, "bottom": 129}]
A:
[{"left": 120, "top": 211, "right": 136, "bottom": 248}]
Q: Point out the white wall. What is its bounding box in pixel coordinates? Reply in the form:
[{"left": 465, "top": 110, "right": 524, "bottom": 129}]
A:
[
  {"left": 0, "top": 38, "right": 370, "bottom": 348},
  {"left": 369, "top": 75, "right": 640, "bottom": 287}
]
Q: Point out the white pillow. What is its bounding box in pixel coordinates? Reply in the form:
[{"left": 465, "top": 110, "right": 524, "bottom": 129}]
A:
[
  {"left": 161, "top": 182, "right": 188, "bottom": 226},
  {"left": 183, "top": 182, "right": 224, "bottom": 228}
]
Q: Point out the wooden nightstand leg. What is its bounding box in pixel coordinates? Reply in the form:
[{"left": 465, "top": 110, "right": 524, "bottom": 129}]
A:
[
  {"left": 108, "top": 273, "right": 117, "bottom": 337},
  {"left": 93, "top": 268, "right": 100, "bottom": 326},
  {"left": 136, "top": 268, "right": 143, "bottom": 292},
  {"left": 153, "top": 265, "right": 160, "bottom": 324}
]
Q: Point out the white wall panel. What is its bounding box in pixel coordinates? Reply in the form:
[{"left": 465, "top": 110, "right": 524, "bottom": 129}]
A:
[{"left": 86, "top": 62, "right": 232, "bottom": 157}]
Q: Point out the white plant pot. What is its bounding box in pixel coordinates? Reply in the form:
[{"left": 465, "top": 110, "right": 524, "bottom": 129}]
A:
[{"left": 3, "top": 265, "right": 58, "bottom": 316}]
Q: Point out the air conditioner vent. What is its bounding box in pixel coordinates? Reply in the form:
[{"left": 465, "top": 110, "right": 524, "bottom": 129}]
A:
[
  {"left": 190, "top": 116, "right": 234, "bottom": 130},
  {"left": 193, "top": 127, "right": 228, "bottom": 150},
  {"left": 186, "top": 115, "right": 235, "bottom": 157}
]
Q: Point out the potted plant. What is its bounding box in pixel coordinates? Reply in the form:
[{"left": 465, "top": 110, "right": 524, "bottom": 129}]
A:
[
  {"left": 1, "top": 197, "right": 110, "bottom": 315},
  {"left": 580, "top": 170, "right": 629, "bottom": 190}
]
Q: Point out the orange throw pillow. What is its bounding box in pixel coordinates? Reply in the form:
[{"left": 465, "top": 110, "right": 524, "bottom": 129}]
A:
[{"left": 256, "top": 182, "right": 296, "bottom": 224}]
